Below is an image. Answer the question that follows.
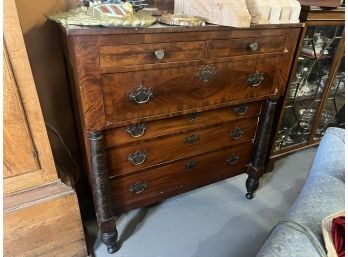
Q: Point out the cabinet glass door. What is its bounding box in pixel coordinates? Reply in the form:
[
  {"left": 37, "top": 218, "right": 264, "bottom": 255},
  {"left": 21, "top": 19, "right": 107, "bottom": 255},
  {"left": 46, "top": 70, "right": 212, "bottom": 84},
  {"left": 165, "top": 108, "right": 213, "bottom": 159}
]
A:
[
  {"left": 273, "top": 25, "right": 344, "bottom": 151},
  {"left": 314, "top": 56, "right": 345, "bottom": 139}
]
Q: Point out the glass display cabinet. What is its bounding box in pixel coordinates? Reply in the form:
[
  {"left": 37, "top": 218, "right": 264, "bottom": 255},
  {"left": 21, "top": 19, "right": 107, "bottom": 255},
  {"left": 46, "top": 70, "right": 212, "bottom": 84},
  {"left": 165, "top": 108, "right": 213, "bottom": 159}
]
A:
[{"left": 270, "top": 7, "right": 345, "bottom": 160}]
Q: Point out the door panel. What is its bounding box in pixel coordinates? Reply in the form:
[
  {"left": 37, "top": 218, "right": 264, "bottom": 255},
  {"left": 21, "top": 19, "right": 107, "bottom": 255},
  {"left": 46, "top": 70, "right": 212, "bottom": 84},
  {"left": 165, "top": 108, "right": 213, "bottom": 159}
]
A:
[{"left": 4, "top": 50, "right": 40, "bottom": 178}]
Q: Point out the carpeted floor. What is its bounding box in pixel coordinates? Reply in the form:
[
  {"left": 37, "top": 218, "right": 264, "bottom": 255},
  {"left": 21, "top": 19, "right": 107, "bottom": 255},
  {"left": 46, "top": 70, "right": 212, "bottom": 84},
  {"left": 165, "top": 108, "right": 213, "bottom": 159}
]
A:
[{"left": 85, "top": 147, "right": 317, "bottom": 257}]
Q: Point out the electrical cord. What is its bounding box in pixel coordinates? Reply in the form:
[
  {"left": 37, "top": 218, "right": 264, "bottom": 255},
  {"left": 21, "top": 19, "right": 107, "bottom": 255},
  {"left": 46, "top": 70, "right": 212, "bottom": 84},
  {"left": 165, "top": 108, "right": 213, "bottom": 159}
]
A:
[{"left": 45, "top": 121, "right": 80, "bottom": 185}]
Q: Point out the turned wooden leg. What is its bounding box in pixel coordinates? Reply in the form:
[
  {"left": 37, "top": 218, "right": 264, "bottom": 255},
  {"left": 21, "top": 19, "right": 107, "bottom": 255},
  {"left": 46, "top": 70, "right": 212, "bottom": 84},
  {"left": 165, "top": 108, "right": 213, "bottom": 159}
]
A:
[
  {"left": 246, "top": 98, "right": 278, "bottom": 199},
  {"left": 89, "top": 132, "right": 119, "bottom": 253},
  {"left": 246, "top": 176, "right": 259, "bottom": 199}
]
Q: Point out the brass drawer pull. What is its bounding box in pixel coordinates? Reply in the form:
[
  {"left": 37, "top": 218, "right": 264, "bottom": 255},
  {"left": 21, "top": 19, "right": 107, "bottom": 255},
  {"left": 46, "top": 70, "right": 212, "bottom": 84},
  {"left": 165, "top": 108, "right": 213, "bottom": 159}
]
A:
[
  {"left": 126, "top": 123, "right": 147, "bottom": 138},
  {"left": 188, "top": 112, "right": 201, "bottom": 122},
  {"left": 247, "top": 71, "right": 265, "bottom": 87},
  {"left": 129, "top": 85, "right": 153, "bottom": 104},
  {"left": 185, "top": 134, "right": 200, "bottom": 145},
  {"left": 248, "top": 42, "right": 259, "bottom": 52},
  {"left": 233, "top": 105, "right": 248, "bottom": 116},
  {"left": 128, "top": 150, "right": 148, "bottom": 165},
  {"left": 226, "top": 154, "right": 240, "bottom": 166},
  {"left": 229, "top": 127, "right": 244, "bottom": 140},
  {"left": 185, "top": 159, "right": 197, "bottom": 172},
  {"left": 154, "top": 49, "right": 165, "bottom": 60},
  {"left": 129, "top": 181, "right": 148, "bottom": 194},
  {"left": 196, "top": 65, "right": 217, "bottom": 83}
]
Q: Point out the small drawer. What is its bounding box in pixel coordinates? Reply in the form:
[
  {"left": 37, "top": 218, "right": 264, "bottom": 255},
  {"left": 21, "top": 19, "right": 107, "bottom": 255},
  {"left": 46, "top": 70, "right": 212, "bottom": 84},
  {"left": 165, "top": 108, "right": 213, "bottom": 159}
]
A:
[
  {"left": 102, "top": 57, "right": 278, "bottom": 125},
  {"left": 104, "top": 101, "right": 262, "bottom": 147},
  {"left": 106, "top": 117, "right": 258, "bottom": 176},
  {"left": 210, "top": 35, "right": 287, "bottom": 58},
  {"left": 99, "top": 41, "right": 207, "bottom": 70},
  {"left": 109, "top": 142, "right": 252, "bottom": 212}
]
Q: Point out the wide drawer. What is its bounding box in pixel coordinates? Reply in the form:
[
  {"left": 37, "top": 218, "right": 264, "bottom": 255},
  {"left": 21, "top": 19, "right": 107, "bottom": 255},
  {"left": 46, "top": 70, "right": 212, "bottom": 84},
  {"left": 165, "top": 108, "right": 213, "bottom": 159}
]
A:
[
  {"left": 210, "top": 34, "right": 287, "bottom": 58},
  {"left": 102, "top": 57, "right": 278, "bottom": 125},
  {"left": 99, "top": 41, "right": 207, "bottom": 70},
  {"left": 109, "top": 142, "right": 252, "bottom": 212},
  {"left": 104, "top": 101, "right": 262, "bottom": 147},
  {"left": 107, "top": 117, "right": 258, "bottom": 176}
]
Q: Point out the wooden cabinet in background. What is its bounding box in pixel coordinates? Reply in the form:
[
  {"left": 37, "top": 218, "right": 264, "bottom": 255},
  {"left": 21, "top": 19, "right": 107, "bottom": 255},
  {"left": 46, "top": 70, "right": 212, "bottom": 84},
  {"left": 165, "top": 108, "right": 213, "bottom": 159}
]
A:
[
  {"left": 269, "top": 7, "right": 345, "bottom": 161},
  {"left": 298, "top": 0, "right": 342, "bottom": 7},
  {"left": 3, "top": 0, "right": 88, "bottom": 256}
]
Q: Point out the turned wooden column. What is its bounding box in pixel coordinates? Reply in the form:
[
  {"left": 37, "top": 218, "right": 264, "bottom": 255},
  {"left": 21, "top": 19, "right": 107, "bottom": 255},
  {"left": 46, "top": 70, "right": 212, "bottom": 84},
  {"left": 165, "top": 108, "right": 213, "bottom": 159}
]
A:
[
  {"left": 246, "top": 97, "right": 278, "bottom": 199},
  {"left": 89, "top": 132, "right": 119, "bottom": 253}
]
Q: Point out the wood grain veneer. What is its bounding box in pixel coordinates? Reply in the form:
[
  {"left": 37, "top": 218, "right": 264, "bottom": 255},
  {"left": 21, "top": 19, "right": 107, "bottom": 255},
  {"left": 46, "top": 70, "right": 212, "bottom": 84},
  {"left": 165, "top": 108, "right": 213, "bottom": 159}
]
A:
[
  {"left": 109, "top": 142, "right": 253, "bottom": 213},
  {"left": 104, "top": 101, "right": 262, "bottom": 147},
  {"left": 210, "top": 34, "right": 287, "bottom": 57},
  {"left": 99, "top": 41, "right": 207, "bottom": 69},
  {"left": 102, "top": 57, "right": 279, "bottom": 126},
  {"left": 107, "top": 117, "right": 258, "bottom": 176}
]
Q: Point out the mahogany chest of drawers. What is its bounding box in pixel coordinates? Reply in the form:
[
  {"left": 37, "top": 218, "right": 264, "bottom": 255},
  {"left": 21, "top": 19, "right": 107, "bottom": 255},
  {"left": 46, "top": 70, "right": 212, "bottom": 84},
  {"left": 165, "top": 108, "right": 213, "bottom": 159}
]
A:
[{"left": 60, "top": 24, "right": 302, "bottom": 253}]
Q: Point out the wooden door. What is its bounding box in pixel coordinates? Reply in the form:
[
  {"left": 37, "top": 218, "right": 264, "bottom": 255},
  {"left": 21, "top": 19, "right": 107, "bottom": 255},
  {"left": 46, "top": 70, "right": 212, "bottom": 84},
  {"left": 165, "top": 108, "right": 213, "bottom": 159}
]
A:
[
  {"left": 3, "top": 0, "right": 57, "bottom": 194},
  {"left": 4, "top": 48, "right": 40, "bottom": 178}
]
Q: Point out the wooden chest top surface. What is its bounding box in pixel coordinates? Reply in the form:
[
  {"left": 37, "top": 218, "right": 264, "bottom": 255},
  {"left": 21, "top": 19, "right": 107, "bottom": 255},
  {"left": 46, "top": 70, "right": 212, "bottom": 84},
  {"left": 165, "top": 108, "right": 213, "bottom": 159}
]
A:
[{"left": 61, "top": 23, "right": 303, "bottom": 35}]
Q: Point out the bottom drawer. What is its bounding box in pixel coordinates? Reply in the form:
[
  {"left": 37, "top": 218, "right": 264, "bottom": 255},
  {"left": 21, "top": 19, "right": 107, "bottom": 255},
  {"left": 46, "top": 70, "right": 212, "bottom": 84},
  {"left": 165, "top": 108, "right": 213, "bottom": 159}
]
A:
[{"left": 109, "top": 142, "right": 253, "bottom": 213}]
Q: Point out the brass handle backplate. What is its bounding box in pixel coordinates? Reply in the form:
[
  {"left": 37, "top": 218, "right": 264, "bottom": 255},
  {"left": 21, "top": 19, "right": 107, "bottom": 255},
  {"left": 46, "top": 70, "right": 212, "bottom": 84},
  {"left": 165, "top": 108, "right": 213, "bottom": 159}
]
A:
[
  {"left": 185, "top": 134, "right": 200, "bottom": 145},
  {"left": 128, "top": 150, "right": 148, "bottom": 165},
  {"left": 129, "top": 85, "right": 153, "bottom": 104},
  {"left": 233, "top": 105, "right": 248, "bottom": 116},
  {"left": 229, "top": 127, "right": 244, "bottom": 140},
  {"left": 247, "top": 72, "right": 265, "bottom": 87},
  {"left": 226, "top": 154, "right": 240, "bottom": 166},
  {"left": 126, "top": 123, "right": 147, "bottom": 138},
  {"left": 196, "top": 65, "right": 217, "bottom": 83},
  {"left": 248, "top": 42, "right": 259, "bottom": 52},
  {"left": 185, "top": 159, "right": 197, "bottom": 172},
  {"left": 154, "top": 49, "right": 165, "bottom": 60},
  {"left": 129, "top": 181, "right": 148, "bottom": 194}
]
